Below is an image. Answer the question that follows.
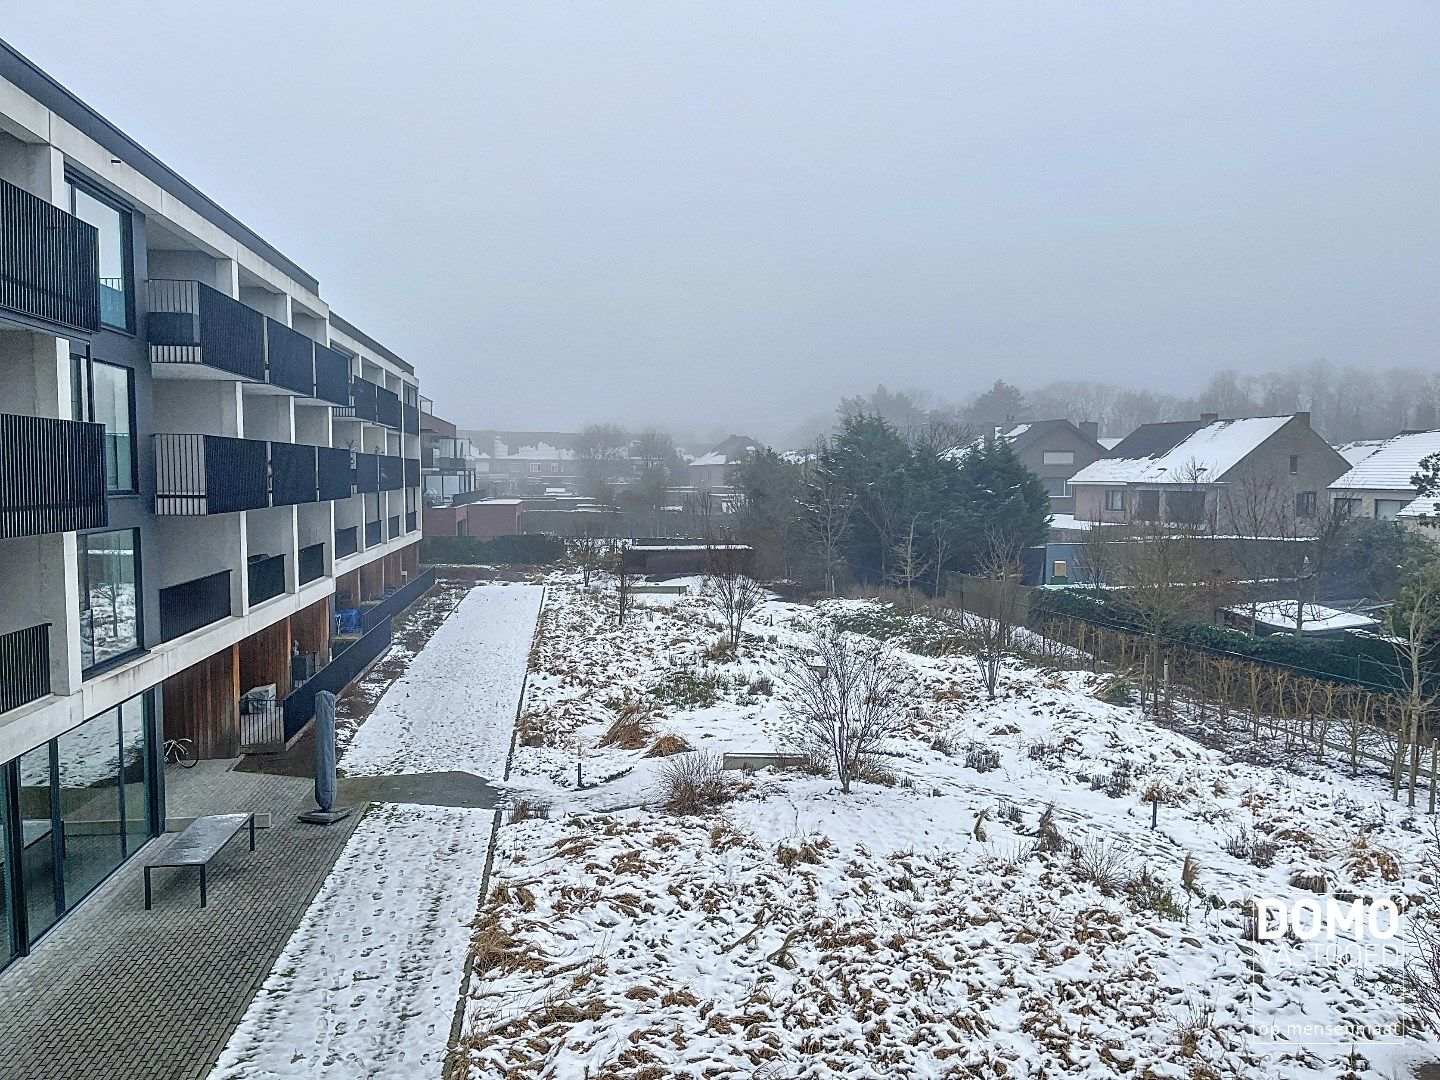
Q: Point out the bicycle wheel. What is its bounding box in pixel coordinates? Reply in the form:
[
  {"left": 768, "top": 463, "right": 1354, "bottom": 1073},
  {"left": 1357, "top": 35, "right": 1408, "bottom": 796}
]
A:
[{"left": 175, "top": 739, "right": 198, "bottom": 769}]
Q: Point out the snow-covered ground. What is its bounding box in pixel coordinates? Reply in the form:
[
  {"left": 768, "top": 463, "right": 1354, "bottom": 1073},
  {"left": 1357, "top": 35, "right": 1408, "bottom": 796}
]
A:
[
  {"left": 210, "top": 803, "right": 494, "bottom": 1080},
  {"left": 454, "top": 574, "right": 1439, "bottom": 1079},
  {"left": 342, "top": 583, "right": 544, "bottom": 778}
]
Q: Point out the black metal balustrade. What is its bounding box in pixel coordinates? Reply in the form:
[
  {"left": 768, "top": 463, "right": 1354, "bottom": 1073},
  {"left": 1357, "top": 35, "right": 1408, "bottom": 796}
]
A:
[
  {"left": 403, "top": 402, "right": 419, "bottom": 433},
  {"left": 404, "top": 458, "right": 421, "bottom": 488},
  {"left": 158, "top": 571, "right": 232, "bottom": 642},
  {"left": 0, "top": 414, "right": 108, "bottom": 539},
  {"left": 247, "top": 553, "right": 286, "bottom": 606},
  {"left": 387, "top": 514, "right": 400, "bottom": 539},
  {"left": 406, "top": 511, "right": 417, "bottom": 533},
  {"left": 153, "top": 434, "right": 268, "bottom": 515},
  {"left": 314, "top": 344, "right": 351, "bottom": 406},
  {"left": 317, "top": 446, "right": 353, "bottom": 502},
  {"left": 265, "top": 318, "right": 315, "bottom": 396},
  {"left": 0, "top": 623, "right": 52, "bottom": 715},
  {"left": 335, "top": 525, "right": 359, "bottom": 557},
  {"left": 376, "top": 386, "right": 401, "bottom": 429},
  {"left": 353, "top": 452, "right": 379, "bottom": 494},
  {"left": 0, "top": 178, "right": 100, "bottom": 333},
  {"left": 350, "top": 378, "right": 378, "bottom": 421},
  {"left": 365, "top": 520, "right": 381, "bottom": 546},
  {"left": 298, "top": 542, "right": 325, "bottom": 585},
  {"left": 147, "top": 280, "right": 266, "bottom": 381},
  {"left": 270, "top": 442, "right": 319, "bottom": 506},
  {"left": 378, "top": 455, "right": 404, "bottom": 491}
]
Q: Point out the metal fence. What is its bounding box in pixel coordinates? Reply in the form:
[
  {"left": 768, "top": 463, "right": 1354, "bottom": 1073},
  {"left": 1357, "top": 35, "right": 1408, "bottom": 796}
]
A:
[
  {"left": 147, "top": 279, "right": 266, "bottom": 380},
  {"left": 0, "top": 623, "right": 51, "bottom": 715},
  {"left": 359, "top": 567, "right": 436, "bottom": 632},
  {"left": 281, "top": 615, "right": 394, "bottom": 741},
  {"left": 158, "top": 570, "right": 231, "bottom": 642},
  {"left": 265, "top": 318, "right": 315, "bottom": 396},
  {"left": 0, "top": 413, "right": 108, "bottom": 538},
  {"left": 0, "top": 178, "right": 100, "bottom": 332}
]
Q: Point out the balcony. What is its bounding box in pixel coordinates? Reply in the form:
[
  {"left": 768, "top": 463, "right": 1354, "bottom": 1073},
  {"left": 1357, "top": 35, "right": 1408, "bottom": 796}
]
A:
[
  {"left": 387, "top": 514, "right": 400, "bottom": 539},
  {"left": 378, "top": 455, "right": 404, "bottom": 491},
  {"left": 298, "top": 542, "right": 325, "bottom": 585},
  {"left": 247, "top": 553, "right": 286, "bottom": 606},
  {"left": 403, "top": 402, "right": 419, "bottom": 433},
  {"left": 270, "top": 442, "right": 318, "bottom": 506},
  {"left": 317, "top": 446, "right": 353, "bottom": 502},
  {"left": 0, "top": 414, "right": 109, "bottom": 539},
  {"left": 365, "top": 520, "right": 381, "bottom": 547},
  {"left": 314, "top": 344, "right": 351, "bottom": 407},
  {"left": 404, "top": 458, "right": 421, "bottom": 488},
  {"left": 158, "top": 570, "right": 231, "bottom": 642},
  {"left": 350, "top": 378, "right": 378, "bottom": 422},
  {"left": 147, "top": 280, "right": 266, "bottom": 381},
  {"left": 0, "top": 623, "right": 52, "bottom": 716},
  {"left": 376, "top": 386, "right": 401, "bottom": 429},
  {"left": 153, "top": 434, "right": 268, "bottom": 515},
  {"left": 335, "top": 525, "right": 359, "bottom": 558},
  {"left": 353, "top": 452, "right": 379, "bottom": 494},
  {"left": 0, "top": 178, "right": 100, "bottom": 334},
  {"left": 406, "top": 511, "right": 417, "bottom": 533},
  {"left": 265, "top": 318, "right": 315, "bottom": 396}
]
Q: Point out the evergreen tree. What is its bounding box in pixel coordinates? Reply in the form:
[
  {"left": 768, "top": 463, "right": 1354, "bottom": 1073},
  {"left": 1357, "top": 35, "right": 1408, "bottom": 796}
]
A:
[{"left": 951, "top": 433, "right": 1051, "bottom": 569}]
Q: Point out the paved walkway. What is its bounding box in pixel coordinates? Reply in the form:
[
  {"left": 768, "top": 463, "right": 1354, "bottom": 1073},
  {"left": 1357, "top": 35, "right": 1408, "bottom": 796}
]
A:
[{"left": 0, "top": 761, "right": 359, "bottom": 1080}]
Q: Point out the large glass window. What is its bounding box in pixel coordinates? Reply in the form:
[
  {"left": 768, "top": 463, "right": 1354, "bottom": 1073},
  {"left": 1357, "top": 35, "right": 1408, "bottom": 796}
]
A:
[
  {"left": 17, "top": 744, "right": 58, "bottom": 943},
  {"left": 0, "top": 771, "right": 14, "bottom": 968},
  {"left": 79, "top": 529, "right": 141, "bottom": 672},
  {"left": 119, "top": 697, "right": 151, "bottom": 855},
  {"left": 71, "top": 356, "right": 135, "bottom": 493},
  {"left": 68, "top": 182, "right": 133, "bottom": 331},
  {"left": 57, "top": 714, "right": 125, "bottom": 907}
]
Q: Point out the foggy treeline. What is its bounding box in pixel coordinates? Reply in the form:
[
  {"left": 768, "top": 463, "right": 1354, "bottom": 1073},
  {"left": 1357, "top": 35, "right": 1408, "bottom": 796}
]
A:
[{"left": 839, "top": 360, "right": 1440, "bottom": 444}]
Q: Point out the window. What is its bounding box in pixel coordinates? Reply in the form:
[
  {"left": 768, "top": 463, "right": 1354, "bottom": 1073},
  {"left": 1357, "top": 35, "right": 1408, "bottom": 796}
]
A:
[
  {"left": 67, "top": 180, "right": 133, "bottom": 331},
  {"left": 1289, "top": 455, "right": 1300, "bottom": 476},
  {"left": 1296, "top": 491, "right": 1317, "bottom": 517},
  {"left": 1376, "top": 499, "right": 1409, "bottom": 521},
  {"left": 1042, "top": 451, "right": 1075, "bottom": 466},
  {"left": 1166, "top": 489, "right": 1206, "bottom": 525},
  {"left": 1333, "top": 497, "right": 1361, "bottom": 518},
  {"left": 78, "top": 528, "right": 141, "bottom": 672},
  {"left": 71, "top": 357, "right": 135, "bottom": 493},
  {"left": 1105, "top": 489, "right": 1126, "bottom": 511},
  {"left": 1136, "top": 490, "right": 1162, "bottom": 522},
  {"left": 1043, "top": 476, "right": 1069, "bottom": 497}
]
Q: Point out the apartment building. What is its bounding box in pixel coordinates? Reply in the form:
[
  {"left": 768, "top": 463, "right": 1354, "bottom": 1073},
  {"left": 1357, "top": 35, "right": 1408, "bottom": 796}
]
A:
[{"left": 0, "top": 40, "right": 422, "bottom": 963}]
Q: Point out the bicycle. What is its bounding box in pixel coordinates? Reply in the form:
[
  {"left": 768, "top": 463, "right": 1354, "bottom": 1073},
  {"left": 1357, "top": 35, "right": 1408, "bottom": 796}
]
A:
[{"left": 163, "top": 737, "right": 197, "bottom": 769}]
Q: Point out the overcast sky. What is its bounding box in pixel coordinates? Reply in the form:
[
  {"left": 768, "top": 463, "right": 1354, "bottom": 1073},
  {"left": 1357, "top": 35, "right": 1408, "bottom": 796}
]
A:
[{"left": 6, "top": 3, "right": 1438, "bottom": 443}]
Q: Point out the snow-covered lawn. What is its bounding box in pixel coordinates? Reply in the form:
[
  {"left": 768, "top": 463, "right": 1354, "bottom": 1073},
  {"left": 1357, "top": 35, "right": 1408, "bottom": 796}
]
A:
[
  {"left": 342, "top": 583, "right": 544, "bottom": 778},
  {"left": 210, "top": 803, "right": 493, "bottom": 1080},
  {"left": 453, "top": 575, "right": 1438, "bottom": 1080}
]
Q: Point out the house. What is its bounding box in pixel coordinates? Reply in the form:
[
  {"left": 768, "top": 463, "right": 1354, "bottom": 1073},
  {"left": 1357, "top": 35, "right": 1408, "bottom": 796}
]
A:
[
  {"left": 952, "top": 420, "right": 1105, "bottom": 515},
  {"left": 1327, "top": 429, "right": 1440, "bottom": 524},
  {"left": 689, "top": 435, "right": 759, "bottom": 491},
  {"left": 419, "top": 401, "right": 488, "bottom": 536},
  {"left": 1068, "top": 413, "right": 1348, "bottom": 531},
  {"left": 465, "top": 432, "right": 580, "bottom": 496},
  {"left": 0, "top": 39, "right": 427, "bottom": 962}
]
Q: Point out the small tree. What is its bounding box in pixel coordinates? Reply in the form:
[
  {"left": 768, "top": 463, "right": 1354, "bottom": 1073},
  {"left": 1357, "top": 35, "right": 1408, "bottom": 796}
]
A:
[
  {"left": 780, "top": 624, "right": 905, "bottom": 793},
  {"left": 797, "top": 447, "right": 854, "bottom": 595},
  {"left": 609, "top": 540, "right": 634, "bottom": 626},
  {"left": 702, "top": 544, "right": 766, "bottom": 650},
  {"left": 886, "top": 515, "right": 931, "bottom": 602},
  {"left": 1388, "top": 554, "right": 1440, "bottom": 805},
  {"left": 956, "top": 535, "right": 1025, "bottom": 700}
]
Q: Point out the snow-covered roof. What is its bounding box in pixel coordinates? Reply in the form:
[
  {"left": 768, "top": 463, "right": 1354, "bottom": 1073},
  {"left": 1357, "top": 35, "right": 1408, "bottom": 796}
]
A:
[
  {"left": 1048, "top": 514, "right": 1124, "bottom": 532},
  {"left": 691, "top": 436, "right": 759, "bottom": 468},
  {"left": 1097, "top": 437, "right": 1122, "bottom": 450},
  {"left": 1070, "top": 415, "right": 1293, "bottom": 486},
  {"left": 1398, "top": 494, "right": 1440, "bottom": 521},
  {"left": 1335, "top": 439, "right": 1387, "bottom": 466},
  {"left": 473, "top": 438, "right": 575, "bottom": 461},
  {"left": 1228, "top": 601, "right": 1380, "bottom": 634},
  {"left": 1329, "top": 430, "right": 1440, "bottom": 492}
]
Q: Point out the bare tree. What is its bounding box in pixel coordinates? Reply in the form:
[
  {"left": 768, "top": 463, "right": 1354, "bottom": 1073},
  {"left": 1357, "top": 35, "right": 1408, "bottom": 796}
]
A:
[
  {"left": 1406, "top": 821, "right": 1440, "bottom": 1033},
  {"left": 1389, "top": 555, "right": 1440, "bottom": 806},
  {"left": 780, "top": 624, "right": 906, "bottom": 793},
  {"left": 886, "top": 515, "right": 931, "bottom": 603},
  {"left": 608, "top": 540, "right": 635, "bottom": 626},
  {"left": 1115, "top": 520, "right": 1213, "bottom": 688},
  {"left": 955, "top": 535, "right": 1025, "bottom": 700},
  {"left": 797, "top": 447, "right": 854, "bottom": 596},
  {"left": 702, "top": 544, "right": 766, "bottom": 650}
]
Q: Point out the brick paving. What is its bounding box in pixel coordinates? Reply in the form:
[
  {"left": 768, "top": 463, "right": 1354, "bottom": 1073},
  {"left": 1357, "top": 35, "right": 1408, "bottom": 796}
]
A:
[{"left": 0, "top": 761, "right": 359, "bottom": 1080}]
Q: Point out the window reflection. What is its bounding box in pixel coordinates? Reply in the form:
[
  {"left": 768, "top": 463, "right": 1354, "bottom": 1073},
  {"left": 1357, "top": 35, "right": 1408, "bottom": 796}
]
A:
[
  {"left": 79, "top": 529, "right": 141, "bottom": 671},
  {"left": 69, "top": 183, "right": 131, "bottom": 330}
]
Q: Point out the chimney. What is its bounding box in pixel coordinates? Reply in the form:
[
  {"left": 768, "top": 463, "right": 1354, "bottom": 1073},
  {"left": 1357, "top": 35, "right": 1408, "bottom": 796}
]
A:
[
  {"left": 1078, "top": 420, "right": 1099, "bottom": 442},
  {"left": 1294, "top": 411, "right": 1311, "bottom": 428},
  {"left": 1200, "top": 412, "right": 1219, "bottom": 424}
]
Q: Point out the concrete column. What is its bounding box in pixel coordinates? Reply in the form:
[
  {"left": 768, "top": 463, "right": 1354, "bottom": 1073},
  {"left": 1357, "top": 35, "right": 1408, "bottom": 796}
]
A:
[{"left": 40, "top": 534, "right": 83, "bottom": 697}]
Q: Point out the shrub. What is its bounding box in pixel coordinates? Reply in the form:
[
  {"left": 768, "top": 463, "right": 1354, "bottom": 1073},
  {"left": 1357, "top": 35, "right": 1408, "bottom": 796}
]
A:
[
  {"left": 657, "top": 752, "right": 732, "bottom": 814},
  {"left": 1126, "top": 868, "right": 1185, "bottom": 920},
  {"left": 420, "top": 533, "right": 566, "bottom": 566},
  {"left": 1033, "top": 803, "right": 1065, "bottom": 854},
  {"left": 645, "top": 733, "right": 693, "bottom": 758},
  {"left": 508, "top": 800, "right": 550, "bottom": 825},
  {"left": 964, "top": 743, "right": 1000, "bottom": 773},
  {"left": 1070, "top": 838, "right": 1134, "bottom": 895},
  {"left": 652, "top": 668, "right": 723, "bottom": 709},
  {"left": 748, "top": 673, "right": 774, "bottom": 696},
  {"left": 599, "top": 698, "right": 657, "bottom": 749}
]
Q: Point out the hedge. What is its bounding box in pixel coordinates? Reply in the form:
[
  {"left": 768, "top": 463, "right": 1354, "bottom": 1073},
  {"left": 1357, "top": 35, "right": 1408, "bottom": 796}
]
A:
[{"left": 420, "top": 534, "right": 566, "bottom": 566}]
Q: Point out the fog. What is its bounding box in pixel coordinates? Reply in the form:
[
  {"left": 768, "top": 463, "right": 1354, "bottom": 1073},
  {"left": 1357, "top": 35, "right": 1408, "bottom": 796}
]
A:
[{"left": 7, "top": 3, "right": 1438, "bottom": 444}]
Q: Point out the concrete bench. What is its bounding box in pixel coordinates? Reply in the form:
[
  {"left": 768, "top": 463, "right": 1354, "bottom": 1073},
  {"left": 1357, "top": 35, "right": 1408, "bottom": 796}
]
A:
[{"left": 144, "top": 812, "right": 256, "bottom": 910}]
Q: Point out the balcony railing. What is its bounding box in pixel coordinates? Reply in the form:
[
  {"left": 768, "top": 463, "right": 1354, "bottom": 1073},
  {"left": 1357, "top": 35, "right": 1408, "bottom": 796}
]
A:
[
  {"left": 403, "top": 402, "right": 419, "bottom": 433},
  {"left": 378, "top": 455, "right": 404, "bottom": 491},
  {"left": 266, "top": 318, "right": 315, "bottom": 396},
  {"left": 336, "top": 525, "right": 359, "bottom": 558},
  {"left": 406, "top": 511, "right": 418, "bottom": 533},
  {"left": 351, "top": 378, "right": 378, "bottom": 422},
  {"left": 298, "top": 542, "right": 325, "bottom": 585},
  {"left": 270, "top": 442, "right": 318, "bottom": 506},
  {"left": 404, "top": 458, "right": 421, "bottom": 488},
  {"left": 387, "top": 514, "right": 400, "bottom": 539},
  {"left": 314, "top": 344, "right": 351, "bottom": 407},
  {"left": 154, "top": 434, "right": 268, "bottom": 515},
  {"left": 318, "top": 446, "right": 353, "bottom": 502},
  {"left": 147, "top": 280, "right": 267, "bottom": 381},
  {"left": 376, "top": 386, "right": 402, "bottom": 429},
  {"left": 365, "top": 520, "right": 381, "bottom": 546},
  {"left": 353, "top": 451, "right": 379, "bottom": 494},
  {"left": 158, "top": 570, "right": 232, "bottom": 642},
  {"left": 1, "top": 414, "right": 109, "bottom": 539},
  {"left": 0, "top": 178, "right": 100, "bottom": 333},
  {"left": 0, "top": 623, "right": 52, "bottom": 715},
  {"left": 247, "top": 553, "right": 286, "bottom": 606}
]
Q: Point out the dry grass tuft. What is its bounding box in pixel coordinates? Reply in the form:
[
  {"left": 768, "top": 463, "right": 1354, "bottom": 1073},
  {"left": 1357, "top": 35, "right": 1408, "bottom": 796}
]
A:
[
  {"left": 645, "top": 732, "right": 693, "bottom": 758},
  {"left": 657, "top": 751, "right": 733, "bottom": 815},
  {"left": 600, "top": 697, "right": 658, "bottom": 750}
]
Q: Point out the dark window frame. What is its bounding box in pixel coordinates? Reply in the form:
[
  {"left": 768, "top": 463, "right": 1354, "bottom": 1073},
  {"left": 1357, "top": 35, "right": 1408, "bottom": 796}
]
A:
[
  {"left": 1296, "top": 491, "right": 1317, "bottom": 518},
  {"left": 71, "top": 350, "right": 138, "bottom": 495},
  {"left": 1105, "top": 488, "right": 1126, "bottom": 511},
  {"left": 77, "top": 525, "right": 145, "bottom": 677},
  {"left": 64, "top": 173, "right": 136, "bottom": 335}
]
